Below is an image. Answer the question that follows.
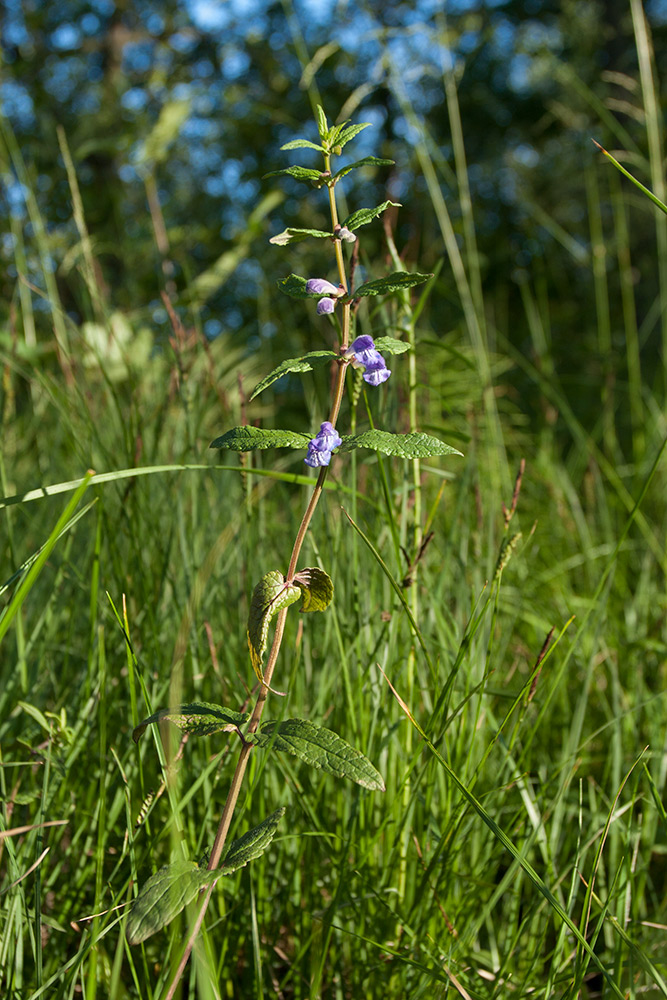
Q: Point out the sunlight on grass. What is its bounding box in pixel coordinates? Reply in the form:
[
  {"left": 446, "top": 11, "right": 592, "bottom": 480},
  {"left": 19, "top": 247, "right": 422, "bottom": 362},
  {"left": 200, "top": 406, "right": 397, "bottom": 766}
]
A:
[{"left": 2, "top": 7, "right": 667, "bottom": 998}]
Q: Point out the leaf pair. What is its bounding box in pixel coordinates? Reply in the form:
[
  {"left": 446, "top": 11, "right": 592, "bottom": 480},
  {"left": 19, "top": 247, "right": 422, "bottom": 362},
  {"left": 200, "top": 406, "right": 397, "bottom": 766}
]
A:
[
  {"left": 277, "top": 269, "right": 432, "bottom": 301},
  {"left": 133, "top": 704, "right": 384, "bottom": 791},
  {"left": 268, "top": 199, "right": 400, "bottom": 245},
  {"left": 127, "top": 808, "right": 285, "bottom": 945},
  {"left": 248, "top": 336, "right": 408, "bottom": 401},
  {"left": 211, "top": 426, "right": 462, "bottom": 461}
]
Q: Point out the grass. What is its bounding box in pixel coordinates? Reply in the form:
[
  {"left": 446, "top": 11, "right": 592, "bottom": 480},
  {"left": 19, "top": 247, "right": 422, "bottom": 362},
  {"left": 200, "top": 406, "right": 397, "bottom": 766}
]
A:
[{"left": 2, "top": 44, "right": 667, "bottom": 1000}]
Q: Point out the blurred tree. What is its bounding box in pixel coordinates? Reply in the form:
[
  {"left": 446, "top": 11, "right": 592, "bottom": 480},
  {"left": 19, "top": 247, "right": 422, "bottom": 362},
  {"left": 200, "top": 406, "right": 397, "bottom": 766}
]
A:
[{"left": 1, "top": 0, "right": 665, "bottom": 416}]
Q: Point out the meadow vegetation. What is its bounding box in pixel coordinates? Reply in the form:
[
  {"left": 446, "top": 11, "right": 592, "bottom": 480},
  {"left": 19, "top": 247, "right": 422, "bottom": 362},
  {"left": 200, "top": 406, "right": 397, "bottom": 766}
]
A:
[{"left": 1, "top": 2, "right": 667, "bottom": 997}]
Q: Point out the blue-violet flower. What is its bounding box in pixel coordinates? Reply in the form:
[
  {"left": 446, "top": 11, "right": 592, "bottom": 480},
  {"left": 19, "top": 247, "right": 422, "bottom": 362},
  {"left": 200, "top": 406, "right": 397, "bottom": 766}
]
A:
[
  {"left": 343, "top": 335, "right": 391, "bottom": 386},
  {"left": 306, "top": 277, "right": 342, "bottom": 316},
  {"left": 304, "top": 421, "right": 342, "bottom": 468}
]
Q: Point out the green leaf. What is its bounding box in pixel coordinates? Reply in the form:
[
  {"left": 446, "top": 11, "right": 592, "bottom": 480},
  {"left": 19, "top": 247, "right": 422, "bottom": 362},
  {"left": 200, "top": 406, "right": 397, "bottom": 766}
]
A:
[
  {"left": 316, "top": 105, "right": 328, "bottom": 139},
  {"left": 255, "top": 719, "right": 385, "bottom": 791},
  {"left": 276, "top": 273, "right": 311, "bottom": 299},
  {"left": 293, "top": 567, "right": 334, "bottom": 612},
  {"left": 269, "top": 228, "right": 332, "bottom": 246},
  {"left": 132, "top": 703, "right": 249, "bottom": 743},
  {"left": 247, "top": 571, "right": 301, "bottom": 679},
  {"left": 342, "top": 199, "right": 401, "bottom": 230},
  {"left": 334, "top": 122, "right": 373, "bottom": 149},
  {"left": 249, "top": 351, "right": 337, "bottom": 401},
  {"left": 593, "top": 141, "right": 667, "bottom": 216},
  {"left": 354, "top": 271, "right": 433, "bottom": 298},
  {"left": 126, "top": 811, "right": 286, "bottom": 944},
  {"left": 280, "top": 139, "right": 324, "bottom": 152},
  {"left": 325, "top": 120, "right": 349, "bottom": 146},
  {"left": 334, "top": 160, "right": 395, "bottom": 183},
  {"left": 263, "top": 165, "right": 322, "bottom": 183},
  {"left": 339, "top": 430, "right": 463, "bottom": 459},
  {"left": 373, "top": 336, "right": 410, "bottom": 356},
  {"left": 220, "top": 807, "right": 285, "bottom": 874},
  {"left": 210, "top": 426, "right": 311, "bottom": 452},
  {"left": 127, "top": 861, "right": 216, "bottom": 945}
]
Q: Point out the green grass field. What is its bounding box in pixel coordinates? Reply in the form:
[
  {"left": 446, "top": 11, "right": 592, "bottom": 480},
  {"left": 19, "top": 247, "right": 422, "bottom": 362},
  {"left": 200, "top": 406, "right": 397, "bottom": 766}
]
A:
[{"left": 2, "top": 26, "right": 667, "bottom": 999}]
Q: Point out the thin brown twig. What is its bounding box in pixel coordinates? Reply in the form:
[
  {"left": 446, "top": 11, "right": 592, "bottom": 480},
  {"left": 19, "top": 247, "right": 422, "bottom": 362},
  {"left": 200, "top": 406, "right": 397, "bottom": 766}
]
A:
[
  {"left": 162, "top": 168, "right": 351, "bottom": 1000},
  {"left": 502, "top": 458, "right": 526, "bottom": 526},
  {"left": 527, "top": 626, "right": 555, "bottom": 704}
]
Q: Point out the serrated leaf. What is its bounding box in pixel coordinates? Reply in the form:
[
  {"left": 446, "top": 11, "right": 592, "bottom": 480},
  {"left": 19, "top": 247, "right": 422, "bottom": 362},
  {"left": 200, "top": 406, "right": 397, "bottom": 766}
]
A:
[
  {"left": 133, "top": 702, "right": 250, "bottom": 742},
  {"left": 342, "top": 199, "right": 401, "bottom": 230},
  {"left": 316, "top": 105, "right": 328, "bottom": 139},
  {"left": 373, "top": 336, "right": 410, "bottom": 356},
  {"left": 250, "top": 351, "right": 337, "bottom": 400},
  {"left": 220, "top": 807, "right": 285, "bottom": 874},
  {"left": 354, "top": 271, "right": 433, "bottom": 298},
  {"left": 280, "top": 139, "right": 324, "bottom": 152},
  {"left": 255, "top": 719, "right": 385, "bottom": 791},
  {"left": 247, "top": 571, "right": 301, "bottom": 680},
  {"left": 210, "top": 426, "right": 311, "bottom": 452},
  {"left": 293, "top": 567, "right": 334, "bottom": 612},
  {"left": 263, "top": 165, "right": 322, "bottom": 183},
  {"left": 334, "top": 160, "right": 395, "bottom": 183},
  {"left": 325, "top": 120, "right": 349, "bottom": 146},
  {"left": 276, "top": 273, "right": 311, "bottom": 299},
  {"left": 127, "top": 861, "right": 216, "bottom": 945},
  {"left": 269, "top": 228, "right": 332, "bottom": 246},
  {"left": 334, "top": 122, "right": 373, "bottom": 149},
  {"left": 339, "top": 430, "right": 463, "bottom": 459}
]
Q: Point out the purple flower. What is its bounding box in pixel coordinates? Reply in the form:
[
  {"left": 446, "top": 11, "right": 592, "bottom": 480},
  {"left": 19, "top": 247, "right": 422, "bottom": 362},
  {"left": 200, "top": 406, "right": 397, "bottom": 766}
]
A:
[
  {"left": 304, "top": 421, "right": 342, "bottom": 468},
  {"left": 306, "top": 277, "right": 342, "bottom": 316},
  {"left": 306, "top": 278, "right": 338, "bottom": 295},
  {"left": 343, "top": 335, "right": 391, "bottom": 386},
  {"left": 316, "top": 297, "right": 335, "bottom": 315}
]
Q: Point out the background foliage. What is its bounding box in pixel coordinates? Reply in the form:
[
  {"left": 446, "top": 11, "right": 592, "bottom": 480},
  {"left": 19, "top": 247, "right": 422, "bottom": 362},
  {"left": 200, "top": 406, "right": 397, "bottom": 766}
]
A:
[{"left": 1, "top": 1, "right": 667, "bottom": 997}]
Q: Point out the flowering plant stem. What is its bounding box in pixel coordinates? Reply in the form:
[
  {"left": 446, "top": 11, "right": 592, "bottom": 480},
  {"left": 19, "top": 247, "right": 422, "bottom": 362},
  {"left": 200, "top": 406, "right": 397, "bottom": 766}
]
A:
[{"left": 162, "top": 190, "right": 351, "bottom": 1000}]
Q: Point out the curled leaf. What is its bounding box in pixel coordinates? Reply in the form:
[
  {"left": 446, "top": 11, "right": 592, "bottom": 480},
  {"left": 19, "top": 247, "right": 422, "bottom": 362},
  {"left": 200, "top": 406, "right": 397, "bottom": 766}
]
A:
[
  {"left": 220, "top": 807, "right": 285, "bottom": 874},
  {"left": 269, "top": 228, "right": 332, "bottom": 246},
  {"left": 249, "top": 351, "right": 336, "bottom": 401},
  {"left": 133, "top": 703, "right": 250, "bottom": 743},
  {"left": 247, "top": 571, "right": 301, "bottom": 681},
  {"left": 293, "top": 567, "right": 334, "bottom": 612}
]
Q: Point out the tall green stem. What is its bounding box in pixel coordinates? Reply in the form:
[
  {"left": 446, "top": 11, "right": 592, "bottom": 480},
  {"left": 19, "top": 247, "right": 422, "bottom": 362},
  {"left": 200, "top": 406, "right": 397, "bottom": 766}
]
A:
[
  {"left": 163, "top": 161, "right": 350, "bottom": 1000},
  {"left": 385, "top": 226, "right": 419, "bottom": 903}
]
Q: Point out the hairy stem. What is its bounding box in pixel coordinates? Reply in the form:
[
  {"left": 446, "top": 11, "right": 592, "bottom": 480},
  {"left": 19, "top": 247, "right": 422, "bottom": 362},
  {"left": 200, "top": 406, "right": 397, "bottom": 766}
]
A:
[{"left": 162, "top": 151, "right": 349, "bottom": 1000}]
